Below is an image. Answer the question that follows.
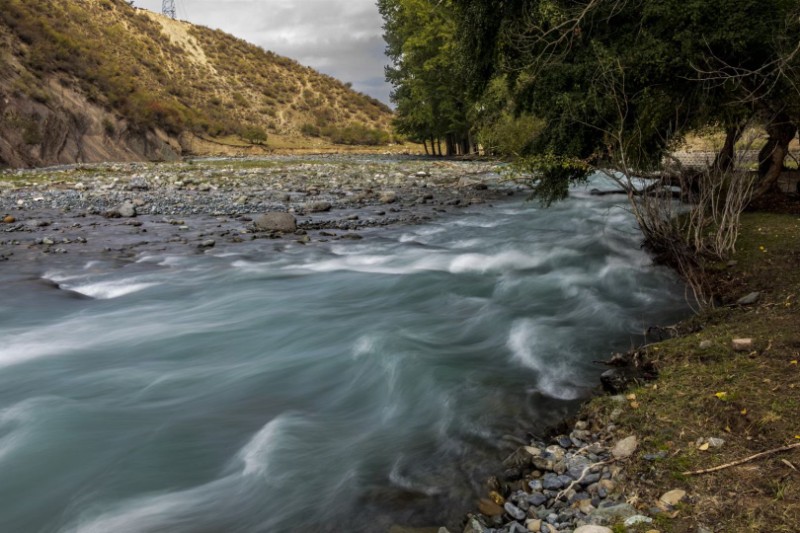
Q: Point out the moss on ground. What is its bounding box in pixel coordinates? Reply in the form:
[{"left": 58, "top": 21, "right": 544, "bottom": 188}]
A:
[{"left": 584, "top": 208, "right": 800, "bottom": 532}]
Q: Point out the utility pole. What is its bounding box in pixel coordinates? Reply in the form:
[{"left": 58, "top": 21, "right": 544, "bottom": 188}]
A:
[{"left": 162, "top": 0, "right": 176, "bottom": 19}]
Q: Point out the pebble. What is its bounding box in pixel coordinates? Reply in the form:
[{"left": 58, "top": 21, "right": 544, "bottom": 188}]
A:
[{"left": 2, "top": 215, "right": 15, "bottom": 223}]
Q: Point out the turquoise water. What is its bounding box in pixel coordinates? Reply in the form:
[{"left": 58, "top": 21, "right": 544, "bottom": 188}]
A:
[{"left": 0, "top": 179, "right": 688, "bottom": 532}]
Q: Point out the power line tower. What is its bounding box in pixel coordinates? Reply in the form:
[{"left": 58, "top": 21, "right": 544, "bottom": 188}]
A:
[{"left": 162, "top": 0, "right": 176, "bottom": 19}]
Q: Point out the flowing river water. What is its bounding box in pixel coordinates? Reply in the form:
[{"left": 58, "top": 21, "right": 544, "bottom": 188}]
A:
[{"left": 0, "top": 176, "right": 689, "bottom": 532}]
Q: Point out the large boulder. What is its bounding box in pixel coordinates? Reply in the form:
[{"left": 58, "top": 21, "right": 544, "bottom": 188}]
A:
[{"left": 254, "top": 212, "right": 297, "bottom": 233}]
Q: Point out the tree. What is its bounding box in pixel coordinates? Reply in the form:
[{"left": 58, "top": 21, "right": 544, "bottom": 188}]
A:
[
  {"left": 454, "top": 0, "right": 800, "bottom": 200},
  {"left": 379, "top": 0, "right": 474, "bottom": 155}
]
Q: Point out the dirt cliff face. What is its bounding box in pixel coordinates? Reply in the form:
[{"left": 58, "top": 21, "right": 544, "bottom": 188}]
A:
[
  {"left": 0, "top": 0, "right": 393, "bottom": 168},
  {"left": 0, "top": 82, "right": 181, "bottom": 168}
]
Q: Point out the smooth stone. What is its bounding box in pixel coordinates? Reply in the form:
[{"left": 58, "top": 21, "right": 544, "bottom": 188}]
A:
[
  {"left": 254, "top": 212, "right": 297, "bottom": 232},
  {"left": 304, "top": 201, "right": 332, "bottom": 212},
  {"left": 504, "top": 502, "right": 526, "bottom": 520},
  {"left": 528, "top": 492, "right": 547, "bottom": 506},
  {"left": 737, "top": 292, "right": 760, "bottom": 305},
  {"left": 478, "top": 499, "right": 504, "bottom": 517},
  {"left": 528, "top": 479, "right": 543, "bottom": 492},
  {"left": 197, "top": 239, "right": 215, "bottom": 249},
  {"left": 708, "top": 437, "right": 725, "bottom": 448},
  {"left": 574, "top": 526, "right": 613, "bottom": 533},
  {"left": 542, "top": 473, "right": 563, "bottom": 490},
  {"left": 659, "top": 489, "right": 687, "bottom": 507},
  {"left": 732, "top": 338, "right": 753, "bottom": 352},
  {"left": 380, "top": 191, "right": 398, "bottom": 203},
  {"left": 611, "top": 436, "right": 638, "bottom": 460},
  {"left": 2, "top": 215, "right": 15, "bottom": 223},
  {"left": 699, "top": 340, "right": 713, "bottom": 349},
  {"left": 624, "top": 515, "right": 654, "bottom": 527},
  {"left": 524, "top": 518, "right": 541, "bottom": 532}
]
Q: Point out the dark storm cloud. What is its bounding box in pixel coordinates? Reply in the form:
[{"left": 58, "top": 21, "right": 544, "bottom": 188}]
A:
[{"left": 133, "top": 0, "right": 391, "bottom": 104}]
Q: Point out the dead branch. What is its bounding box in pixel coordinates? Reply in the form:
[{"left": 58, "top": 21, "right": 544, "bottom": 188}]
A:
[{"left": 682, "top": 442, "right": 800, "bottom": 476}]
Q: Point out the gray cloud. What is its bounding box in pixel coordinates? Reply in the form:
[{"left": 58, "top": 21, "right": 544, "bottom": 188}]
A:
[{"left": 132, "top": 0, "right": 391, "bottom": 104}]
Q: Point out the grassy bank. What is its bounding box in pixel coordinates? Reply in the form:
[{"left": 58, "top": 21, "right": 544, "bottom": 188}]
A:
[{"left": 584, "top": 207, "right": 800, "bottom": 532}]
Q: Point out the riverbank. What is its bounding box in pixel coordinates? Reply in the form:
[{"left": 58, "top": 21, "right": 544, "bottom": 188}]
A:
[
  {"left": 460, "top": 200, "right": 800, "bottom": 533},
  {"left": 0, "top": 155, "right": 519, "bottom": 274}
]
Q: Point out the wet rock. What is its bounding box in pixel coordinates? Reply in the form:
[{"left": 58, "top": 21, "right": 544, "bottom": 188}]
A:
[
  {"left": 197, "top": 239, "right": 215, "bottom": 249},
  {"left": 2, "top": 215, "right": 15, "bottom": 223},
  {"left": 254, "top": 212, "right": 297, "bottom": 233}
]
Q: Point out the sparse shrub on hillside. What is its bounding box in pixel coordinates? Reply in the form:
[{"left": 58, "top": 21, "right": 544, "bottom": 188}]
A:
[
  {"left": 300, "top": 123, "right": 321, "bottom": 137},
  {"left": 240, "top": 126, "right": 267, "bottom": 145}
]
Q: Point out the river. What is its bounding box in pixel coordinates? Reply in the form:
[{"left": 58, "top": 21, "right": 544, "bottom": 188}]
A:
[{"left": 0, "top": 175, "right": 688, "bottom": 532}]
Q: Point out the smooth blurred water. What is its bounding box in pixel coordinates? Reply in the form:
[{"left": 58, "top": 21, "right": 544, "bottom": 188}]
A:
[{"left": 0, "top": 177, "right": 689, "bottom": 532}]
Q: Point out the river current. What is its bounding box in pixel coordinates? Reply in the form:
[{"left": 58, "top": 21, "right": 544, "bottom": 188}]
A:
[{"left": 0, "top": 176, "right": 689, "bottom": 532}]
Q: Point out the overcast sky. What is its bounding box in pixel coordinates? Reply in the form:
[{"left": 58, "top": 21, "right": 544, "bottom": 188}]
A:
[{"left": 132, "top": 0, "right": 391, "bottom": 104}]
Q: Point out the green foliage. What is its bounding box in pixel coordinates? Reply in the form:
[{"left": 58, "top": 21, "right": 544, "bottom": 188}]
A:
[
  {"left": 321, "top": 124, "right": 390, "bottom": 146},
  {"left": 512, "top": 153, "right": 591, "bottom": 206}
]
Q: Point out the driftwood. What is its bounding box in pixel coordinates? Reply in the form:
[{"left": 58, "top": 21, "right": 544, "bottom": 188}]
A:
[{"left": 682, "top": 442, "right": 800, "bottom": 476}]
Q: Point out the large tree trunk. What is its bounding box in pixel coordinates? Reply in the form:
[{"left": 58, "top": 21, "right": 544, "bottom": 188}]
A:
[
  {"left": 422, "top": 139, "right": 429, "bottom": 155},
  {"left": 754, "top": 111, "right": 797, "bottom": 198}
]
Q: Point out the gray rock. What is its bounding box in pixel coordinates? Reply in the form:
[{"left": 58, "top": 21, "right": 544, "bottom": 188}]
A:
[
  {"left": 305, "top": 201, "right": 332, "bottom": 213},
  {"left": 542, "top": 473, "right": 564, "bottom": 490},
  {"left": 462, "top": 517, "right": 488, "bottom": 533},
  {"left": 528, "top": 492, "right": 547, "bottom": 506},
  {"left": 528, "top": 479, "right": 543, "bottom": 492},
  {"left": 737, "top": 291, "right": 760, "bottom": 305},
  {"left": 197, "top": 239, "right": 215, "bottom": 249},
  {"left": 699, "top": 340, "right": 713, "bottom": 349},
  {"left": 254, "top": 212, "right": 297, "bottom": 233},
  {"left": 504, "top": 502, "right": 526, "bottom": 520}
]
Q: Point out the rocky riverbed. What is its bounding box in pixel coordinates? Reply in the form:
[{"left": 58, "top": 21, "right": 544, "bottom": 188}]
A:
[
  {"left": 456, "top": 410, "right": 690, "bottom": 533},
  {"left": 0, "top": 154, "right": 522, "bottom": 273}
]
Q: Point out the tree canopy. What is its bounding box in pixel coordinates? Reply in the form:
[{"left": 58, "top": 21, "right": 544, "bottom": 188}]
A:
[{"left": 380, "top": 0, "right": 800, "bottom": 198}]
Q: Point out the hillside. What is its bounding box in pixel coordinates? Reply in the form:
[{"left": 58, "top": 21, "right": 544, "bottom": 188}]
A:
[{"left": 0, "top": 0, "right": 394, "bottom": 168}]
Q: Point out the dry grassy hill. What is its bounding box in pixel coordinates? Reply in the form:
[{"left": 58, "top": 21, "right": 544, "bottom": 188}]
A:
[{"left": 0, "top": 0, "right": 395, "bottom": 168}]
